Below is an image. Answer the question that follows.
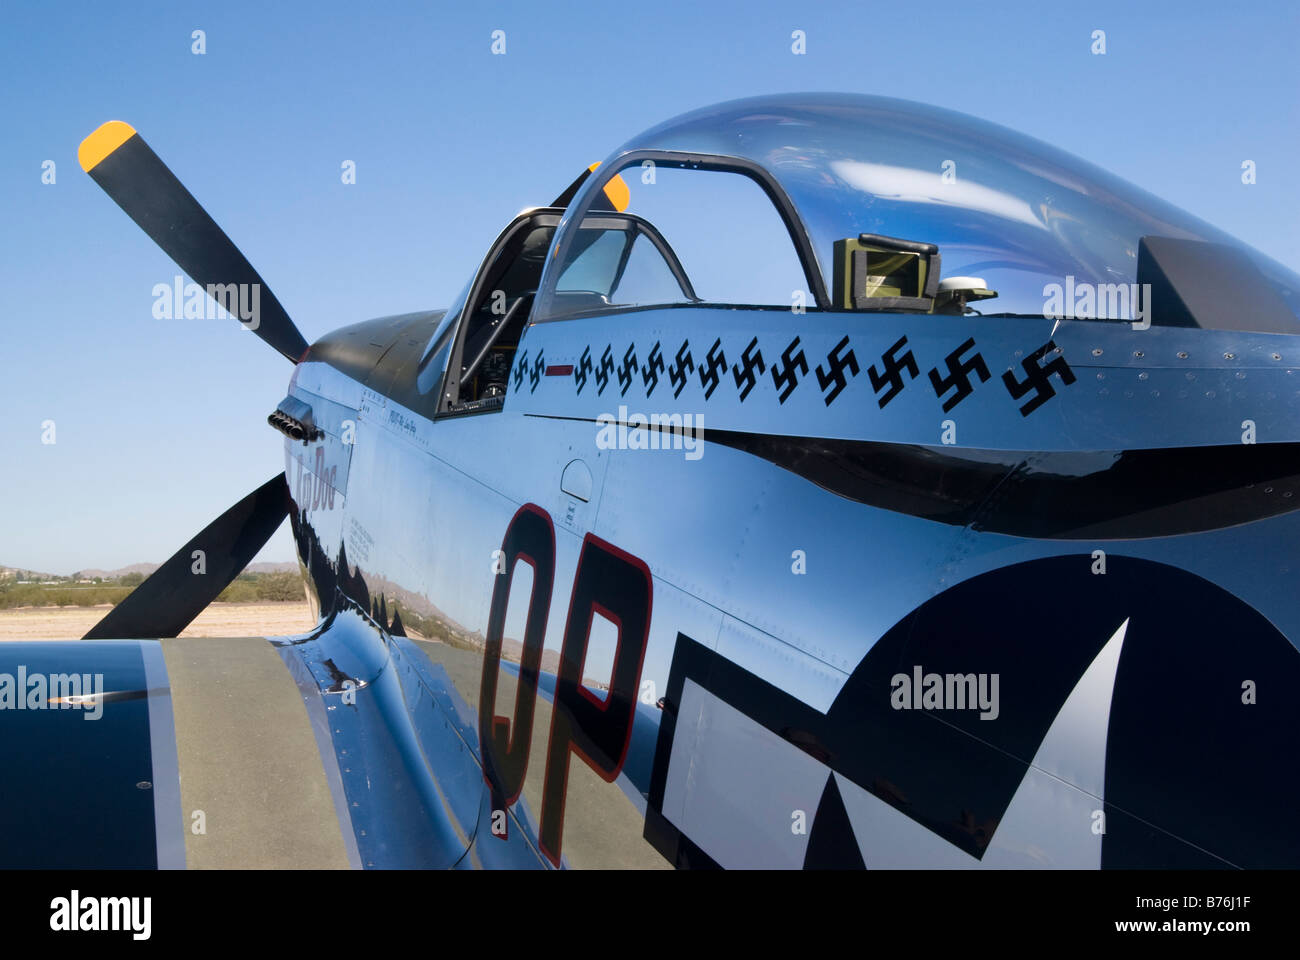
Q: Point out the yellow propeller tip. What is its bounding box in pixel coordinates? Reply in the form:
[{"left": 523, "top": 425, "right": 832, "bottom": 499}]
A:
[
  {"left": 78, "top": 120, "right": 137, "bottom": 172},
  {"left": 586, "top": 161, "right": 630, "bottom": 212}
]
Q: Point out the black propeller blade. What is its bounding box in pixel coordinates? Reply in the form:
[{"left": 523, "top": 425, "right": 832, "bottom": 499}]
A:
[
  {"left": 83, "top": 475, "right": 291, "bottom": 640},
  {"left": 78, "top": 121, "right": 309, "bottom": 363}
]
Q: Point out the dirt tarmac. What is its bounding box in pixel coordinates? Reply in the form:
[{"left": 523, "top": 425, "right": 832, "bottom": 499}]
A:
[{"left": 0, "top": 601, "right": 316, "bottom": 640}]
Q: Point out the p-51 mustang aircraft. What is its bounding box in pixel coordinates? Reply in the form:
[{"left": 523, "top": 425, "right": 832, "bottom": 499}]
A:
[{"left": 5, "top": 94, "right": 1299, "bottom": 869}]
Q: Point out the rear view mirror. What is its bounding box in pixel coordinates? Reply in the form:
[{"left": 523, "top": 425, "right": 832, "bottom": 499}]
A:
[{"left": 833, "top": 232, "right": 941, "bottom": 312}]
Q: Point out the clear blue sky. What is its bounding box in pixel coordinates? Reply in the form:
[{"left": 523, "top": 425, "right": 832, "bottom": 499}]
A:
[{"left": 2, "top": 0, "right": 1297, "bottom": 573}]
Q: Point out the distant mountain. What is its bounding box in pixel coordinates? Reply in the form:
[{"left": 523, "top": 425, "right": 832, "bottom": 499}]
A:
[
  {"left": 3, "top": 561, "right": 299, "bottom": 581},
  {"left": 72, "top": 563, "right": 159, "bottom": 580},
  {"left": 0, "top": 566, "right": 60, "bottom": 581},
  {"left": 246, "top": 562, "right": 300, "bottom": 574}
]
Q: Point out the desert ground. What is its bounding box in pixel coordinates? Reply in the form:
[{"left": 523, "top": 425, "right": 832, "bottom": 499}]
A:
[{"left": 0, "top": 601, "right": 316, "bottom": 640}]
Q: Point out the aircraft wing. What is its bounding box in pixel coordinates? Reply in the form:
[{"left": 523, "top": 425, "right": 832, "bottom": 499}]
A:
[{"left": 0, "top": 635, "right": 356, "bottom": 869}]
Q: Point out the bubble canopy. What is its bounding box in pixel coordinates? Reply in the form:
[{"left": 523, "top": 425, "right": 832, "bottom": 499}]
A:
[{"left": 542, "top": 94, "right": 1299, "bottom": 329}]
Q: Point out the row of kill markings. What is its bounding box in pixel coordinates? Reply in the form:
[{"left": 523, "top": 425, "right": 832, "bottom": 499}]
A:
[{"left": 513, "top": 334, "right": 1077, "bottom": 418}]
